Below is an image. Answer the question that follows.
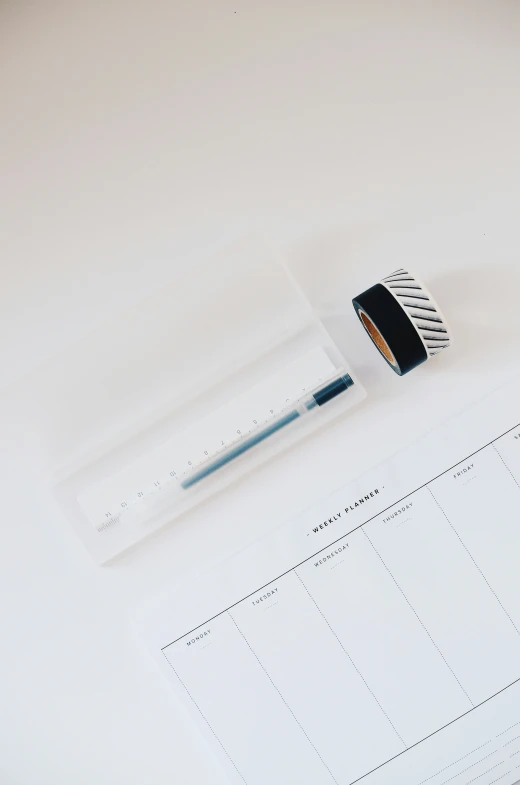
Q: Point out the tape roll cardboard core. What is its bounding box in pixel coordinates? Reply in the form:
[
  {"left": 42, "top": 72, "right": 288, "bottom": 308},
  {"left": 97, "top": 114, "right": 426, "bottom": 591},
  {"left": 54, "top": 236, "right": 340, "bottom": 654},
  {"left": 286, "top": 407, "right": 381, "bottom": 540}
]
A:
[{"left": 359, "top": 310, "right": 396, "bottom": 366}]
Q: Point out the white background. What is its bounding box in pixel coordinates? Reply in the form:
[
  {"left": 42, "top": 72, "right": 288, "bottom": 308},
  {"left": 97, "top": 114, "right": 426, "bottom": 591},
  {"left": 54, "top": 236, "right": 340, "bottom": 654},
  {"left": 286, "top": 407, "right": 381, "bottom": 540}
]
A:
[{"left": 1, "top": 2, "right": 520, "bottom": 784}]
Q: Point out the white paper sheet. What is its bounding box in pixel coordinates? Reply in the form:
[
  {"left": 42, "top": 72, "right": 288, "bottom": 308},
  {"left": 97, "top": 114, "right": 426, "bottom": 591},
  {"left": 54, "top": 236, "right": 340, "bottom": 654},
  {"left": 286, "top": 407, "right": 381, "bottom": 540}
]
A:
[{"left": 135, "top": 377, "right": 520, "bottom": 785}]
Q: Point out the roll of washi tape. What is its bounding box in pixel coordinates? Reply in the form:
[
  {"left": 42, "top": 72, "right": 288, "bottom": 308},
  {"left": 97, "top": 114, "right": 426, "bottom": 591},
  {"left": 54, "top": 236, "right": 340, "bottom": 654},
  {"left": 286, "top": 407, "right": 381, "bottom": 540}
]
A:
[{"left": 352, "top": 268, "right": 452, "bottom": 375}]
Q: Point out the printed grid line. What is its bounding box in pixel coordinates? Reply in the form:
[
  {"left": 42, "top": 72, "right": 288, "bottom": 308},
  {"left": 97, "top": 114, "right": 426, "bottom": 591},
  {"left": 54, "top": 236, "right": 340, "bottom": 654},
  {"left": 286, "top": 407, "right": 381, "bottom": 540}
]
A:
[
  {"left": 488, "top": 774, "right": 510, "bottom": 785},
  {"left": 497, "top": 722, "right": 520, "bottom": 738},
  {"left": 417, "top": 741, "right": 493, "bottom": 785},
  {"left": 438, "top": 750, "right": 498, "bottom": 785},
  {"left": 503, "top": 736, "right": 520, "bottom": 748},
  {"left": 493, "top": 444, "right": 520, "bottom": 491},
  {"left": 294, "top": 571, "right": 407, "bottom": 747},
  {"left": 362, "top": 529, "right": 474, "bottom": 707},
  {"left": 465, "top": 762, "right": 503, "bottom": 784},
  {"left": 161, "top": 652, "right": 248, "bottom": 784},
  {"left": 228, "top": 612, "right": 339, "bottom": 785}
]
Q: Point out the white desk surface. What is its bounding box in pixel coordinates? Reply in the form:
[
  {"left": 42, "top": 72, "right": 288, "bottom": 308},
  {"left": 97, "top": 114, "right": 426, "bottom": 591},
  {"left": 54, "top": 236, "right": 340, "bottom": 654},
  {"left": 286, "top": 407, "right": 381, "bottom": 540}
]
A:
[{"left": 1, "top": 2, "right": 520, "bottom": 784}]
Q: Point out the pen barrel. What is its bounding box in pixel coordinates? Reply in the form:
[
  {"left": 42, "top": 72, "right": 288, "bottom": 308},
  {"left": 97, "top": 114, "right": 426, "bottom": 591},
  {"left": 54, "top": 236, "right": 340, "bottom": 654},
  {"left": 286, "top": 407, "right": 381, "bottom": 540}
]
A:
[
  {"left": 181, "top": 409, "right": 301, "bottom": 489},
  {"left": 181, "top": 374, "right": 354, "bottom": 490}
]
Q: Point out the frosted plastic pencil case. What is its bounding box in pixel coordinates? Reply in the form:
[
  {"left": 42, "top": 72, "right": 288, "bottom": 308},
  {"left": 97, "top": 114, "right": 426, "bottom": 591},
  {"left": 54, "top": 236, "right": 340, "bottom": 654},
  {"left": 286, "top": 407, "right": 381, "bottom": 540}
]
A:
[{"left": 44, "top": 237, "right": 365, "bottom": 562}]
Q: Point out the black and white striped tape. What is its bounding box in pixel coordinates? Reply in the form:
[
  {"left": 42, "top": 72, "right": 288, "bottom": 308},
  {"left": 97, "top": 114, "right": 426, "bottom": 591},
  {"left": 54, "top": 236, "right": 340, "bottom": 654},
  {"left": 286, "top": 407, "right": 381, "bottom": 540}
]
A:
[
  {"left": 380, "top": 269, "right": 452, "bottom": 359},
  {"left": 352, "top": 270, "right": 452, "bottom": 376}
]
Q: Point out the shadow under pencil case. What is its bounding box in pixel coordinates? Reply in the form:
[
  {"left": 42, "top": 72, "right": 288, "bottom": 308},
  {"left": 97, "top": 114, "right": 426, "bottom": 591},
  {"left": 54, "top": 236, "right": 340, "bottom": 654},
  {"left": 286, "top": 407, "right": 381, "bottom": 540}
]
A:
[{"left": 34, "top": 237, "right": 366, "bottom": 562}]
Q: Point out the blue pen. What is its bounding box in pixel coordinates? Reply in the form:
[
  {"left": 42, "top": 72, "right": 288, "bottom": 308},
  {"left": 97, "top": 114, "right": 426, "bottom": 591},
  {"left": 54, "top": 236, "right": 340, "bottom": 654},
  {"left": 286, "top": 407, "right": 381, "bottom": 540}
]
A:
[{"left": 181, "top": 373, "right": 354, "bottom": 489}]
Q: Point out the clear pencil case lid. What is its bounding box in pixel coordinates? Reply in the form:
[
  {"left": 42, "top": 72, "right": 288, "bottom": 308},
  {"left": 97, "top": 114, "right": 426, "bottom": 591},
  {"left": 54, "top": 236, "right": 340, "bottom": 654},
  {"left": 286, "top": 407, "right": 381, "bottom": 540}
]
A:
[{"left": 19, "top": 237, "right": 366, "bottom": 562}]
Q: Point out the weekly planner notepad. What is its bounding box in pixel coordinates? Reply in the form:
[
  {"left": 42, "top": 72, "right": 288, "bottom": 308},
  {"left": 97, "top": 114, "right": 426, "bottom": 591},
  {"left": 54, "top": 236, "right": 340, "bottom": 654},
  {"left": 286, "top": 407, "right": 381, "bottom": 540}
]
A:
[{"left": 136, "top": 378, "right": 520, "bottom": 785}]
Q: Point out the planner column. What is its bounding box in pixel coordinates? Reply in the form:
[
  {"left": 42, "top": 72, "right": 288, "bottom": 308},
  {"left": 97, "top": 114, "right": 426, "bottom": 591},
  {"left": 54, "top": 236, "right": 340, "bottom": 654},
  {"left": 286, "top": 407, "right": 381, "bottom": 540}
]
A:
[
  {"left": 364, "top": 483, "right": 520, "bottom": 708},
  {"left": 163, "top": 614, "right": 333, "bottom": 785},
  {"left": 427, "top": 445, "right": 520, "bottom": 671},
  {"left": 231, "top": 571, "right": 404, "bottom": 785}
]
